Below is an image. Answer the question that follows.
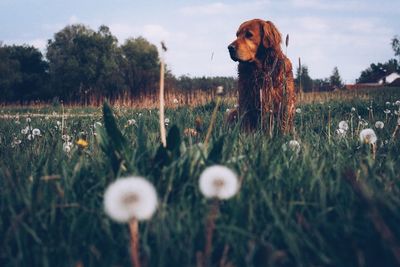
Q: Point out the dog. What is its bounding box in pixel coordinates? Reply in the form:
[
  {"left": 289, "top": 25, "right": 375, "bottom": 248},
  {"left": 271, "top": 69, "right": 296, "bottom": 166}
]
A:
[{"left": 228, "top": 19, "right": 296, "bottom": 133}]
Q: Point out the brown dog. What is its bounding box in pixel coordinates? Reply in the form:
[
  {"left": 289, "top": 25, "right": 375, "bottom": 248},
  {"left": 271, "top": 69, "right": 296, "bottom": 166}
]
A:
[{"left": 228, "top": 19, "right": 295, "bottom": 133}]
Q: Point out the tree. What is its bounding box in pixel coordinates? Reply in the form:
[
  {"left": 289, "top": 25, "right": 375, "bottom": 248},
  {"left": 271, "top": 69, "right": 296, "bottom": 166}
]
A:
[
  {"left": 120, "top": 37, "right": 160, "bottom": 96},
  {"left": 357, "top": 59, "right": 399, "bottom": 83},
  {"left": 0, "top": 44, "right": 48, "bottom": 102},
  {"left": 47, "top": 24, "right": 123, "bottom": 101},
  {"left": 329, "top": 66, "right": 343, "bottom": 88},
  {"left": 393, "top": 35, "right": 400, "bottom": 59},
  {"left": 295, "top": 65, "right": 313, "bottom": 92}
]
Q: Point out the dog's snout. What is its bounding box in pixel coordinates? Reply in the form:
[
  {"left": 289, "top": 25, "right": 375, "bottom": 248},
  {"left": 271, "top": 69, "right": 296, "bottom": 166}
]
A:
[{"left": 228, "top": 44, "right": 236, "bottom": 52}]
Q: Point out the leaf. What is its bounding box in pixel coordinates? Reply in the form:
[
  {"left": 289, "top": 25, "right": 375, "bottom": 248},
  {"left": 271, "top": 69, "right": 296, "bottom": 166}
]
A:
[
  {"left": 207, "top": 135, "right": 225, "bottom": 164},
  {"left": 102, "top": 102, "right": 127, "bottom": 152},
  {"left": 100, "top": 102, "right": 129, "bottom": 176},
  {"left": 166, "top": 125, "right": 181, "bottom": 158}
]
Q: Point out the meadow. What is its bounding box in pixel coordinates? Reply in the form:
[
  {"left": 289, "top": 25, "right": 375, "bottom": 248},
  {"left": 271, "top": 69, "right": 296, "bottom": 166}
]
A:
[{"left": 1, "top": 87, "right": 400, "bottom": 267}]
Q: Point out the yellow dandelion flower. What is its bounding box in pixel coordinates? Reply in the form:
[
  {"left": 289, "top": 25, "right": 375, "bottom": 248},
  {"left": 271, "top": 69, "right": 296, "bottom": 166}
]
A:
[{"left": 76, "top": 138, "right": 89, "bottom": 148}]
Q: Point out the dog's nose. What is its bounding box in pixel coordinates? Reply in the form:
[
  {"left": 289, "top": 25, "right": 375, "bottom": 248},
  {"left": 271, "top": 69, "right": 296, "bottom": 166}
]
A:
[{"left": 228, "top": 44, "right": 236, "bottom": 53}]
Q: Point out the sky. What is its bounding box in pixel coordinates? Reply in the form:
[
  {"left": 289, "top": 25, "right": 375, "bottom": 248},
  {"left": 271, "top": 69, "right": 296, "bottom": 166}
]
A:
[{"left": 1, "top": 0, "right": 399, "bottom": 83}]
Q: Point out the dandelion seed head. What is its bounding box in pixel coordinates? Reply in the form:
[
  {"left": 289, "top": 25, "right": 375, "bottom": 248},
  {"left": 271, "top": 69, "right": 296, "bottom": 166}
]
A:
[
  {"left": 173, "top": 98, "right": 179, "bottom": 104},
  {"left": 384, "top": 109, "right": 391, "bottom": 114},
  {"left": 359, "top": 128, "right": 377, "bottom": 144},
  {"left": 199, "top": 165, "right": 239, "bottom": 200},
  {"left": 336, "top": 128, "right": 347, "bottom": 138},
  {"left": 295, "top": 108, "right": 302, "bottom": 114},
  {"left": 104, "top": 176, "right": 158, "bottom": 222},
  {"left": 338, "top": 121, "right": 349, "bottom": 131},
  {"left": 395, "top": 100, "right": 400, "bottom": 106},
  {"left": 374, "top": 121, "right": 384, "bottom": 129},
  {"left": 32, "top": 128, "right": 41, "bottom": 136},
  {"left": 351, "top": 107, "right": 356, "bottom": 112}
]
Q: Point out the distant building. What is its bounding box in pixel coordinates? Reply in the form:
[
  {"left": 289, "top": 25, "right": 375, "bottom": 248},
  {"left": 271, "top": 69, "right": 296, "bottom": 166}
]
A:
[{"left": 378, "top": 72, "right": 400, "bottom": 84}]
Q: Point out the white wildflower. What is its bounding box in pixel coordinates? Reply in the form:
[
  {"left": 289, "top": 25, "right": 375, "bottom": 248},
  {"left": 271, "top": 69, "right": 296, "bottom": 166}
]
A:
[
  {"left": 62, "top": 134, "right": 71, "bottom": 141},
  {"left": 32, "top": 128, "right": 41, "bottom": 136},
  {"left": 63, "top": 142, "right": 73, "bottom": 153},
  {"left": 199, "top": 165, "right": 239, "bottom": 200},
  {"left": 27, "top": 134, "right": 34, "bottom": 141},
  {"left": 104, "top": 176, "right": 158, "bottom": 222},
  {"left": 295, "top": 108, "right": 302, "bottom": 114},
  {"left": 374, "top": 121, "right": 384, "bottom": 129},
  {"left": 338, "top": 120, "right": 349, "bottom": 131},
  {"left": 336, "top": 128, "right": 347, "bottom": 138},
  {"left": 127, "top": 119, "right": 136, "bottom": 126},
  {"left": 359, "top": 128, "right": 377, "bottom": 144}
]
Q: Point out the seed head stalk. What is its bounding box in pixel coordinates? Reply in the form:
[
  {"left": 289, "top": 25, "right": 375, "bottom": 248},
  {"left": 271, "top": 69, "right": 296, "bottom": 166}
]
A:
[
  {"left": 129, "top": 219, "right": 141, "bottom": 267},
  {"left": 159, "top": 42, "right": 167, "bottom": 147}
]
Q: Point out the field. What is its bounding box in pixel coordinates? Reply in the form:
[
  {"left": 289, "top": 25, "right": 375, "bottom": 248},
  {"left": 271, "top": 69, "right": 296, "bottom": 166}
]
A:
[{"left": 1, "top": 87, "right": 400, "bottom": 267}]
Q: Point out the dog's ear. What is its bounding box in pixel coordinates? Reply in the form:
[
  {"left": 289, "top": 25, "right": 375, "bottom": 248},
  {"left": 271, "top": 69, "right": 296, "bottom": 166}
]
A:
[{"left": 262, "top": 21, "right": 282, "bottom": 49}]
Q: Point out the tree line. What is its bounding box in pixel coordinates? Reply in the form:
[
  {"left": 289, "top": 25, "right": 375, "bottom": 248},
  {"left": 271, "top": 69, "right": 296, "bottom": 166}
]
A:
[
  {"left": 0, "top": 24, "right": 399, "bottom": 104},
  {"left": 0, "top": 24, "right": 236, "bottom": 104}
]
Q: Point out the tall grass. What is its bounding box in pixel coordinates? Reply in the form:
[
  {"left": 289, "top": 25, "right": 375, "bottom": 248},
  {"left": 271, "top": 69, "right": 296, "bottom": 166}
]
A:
[{"left": 1, "top": 88, "right": 400, "bottom": 267}]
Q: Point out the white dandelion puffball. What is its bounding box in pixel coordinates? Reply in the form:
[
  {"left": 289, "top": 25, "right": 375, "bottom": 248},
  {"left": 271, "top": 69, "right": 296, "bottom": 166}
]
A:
[
  {"left": 374, "top": 121, "right": 384, "bottom": 129},
  {"left": 295, "top": 108, "right": 302, "bottom": 114},
  {"left": 395, "top": 100, "right": 400, "bottom": 106},
  {"left": 338, "top": 121, "right": 349, "bottom": 131},
  {"left": 104, "top": 176, "right": 158, "bottom": 222},
  {"left": 127, "top": 119, "right": 136, "bottom": 126},
  {"left": 351, "top": 107, "right": 356, "bottom": 112},
  {"left": 173, "top": 98, "right": 179, "bottom": 104},
  {"left": 288, "top": 140, "right": 301, "bottom": 153},
  {"left": 199, "top": 165, "right": 239, "bottom": 200},
  {"left": 359, "top": 128, "right": 377, "bottom": 144},
  {"left": 384, "top": 109, "right": 391, "bottom": 114},
  {"left": 32, "top": 128, "right": 41, "bottom": 136},
  {"left": 336, "top": 128, "right": 347, "bottom": 138}
]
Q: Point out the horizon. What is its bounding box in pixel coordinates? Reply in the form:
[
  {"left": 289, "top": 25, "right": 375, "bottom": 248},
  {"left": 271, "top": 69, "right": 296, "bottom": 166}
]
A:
[{"left": 1, "top": 0, "right": 399, "bottom": 83}]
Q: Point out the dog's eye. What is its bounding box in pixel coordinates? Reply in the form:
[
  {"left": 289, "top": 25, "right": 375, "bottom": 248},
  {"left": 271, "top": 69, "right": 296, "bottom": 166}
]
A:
[{"left": 245, "top": 31, "right": 253, "bottom": 38}]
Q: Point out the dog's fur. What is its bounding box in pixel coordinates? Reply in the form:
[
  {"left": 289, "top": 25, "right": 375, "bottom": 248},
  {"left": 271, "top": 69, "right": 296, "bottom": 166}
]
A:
[{"left": 228, "top": 19, "right": 296, "bottom": 133}]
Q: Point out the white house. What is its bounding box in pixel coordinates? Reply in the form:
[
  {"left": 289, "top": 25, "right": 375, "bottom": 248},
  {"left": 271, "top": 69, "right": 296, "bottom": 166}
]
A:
[{"left": 378, "top": 72, "right": 400, "bottom": 84}]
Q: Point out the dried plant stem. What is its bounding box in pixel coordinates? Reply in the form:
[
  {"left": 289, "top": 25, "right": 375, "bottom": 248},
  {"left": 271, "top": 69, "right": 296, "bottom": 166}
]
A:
[
  {"left": 204, "top": 199, "right": 220, "bottom": 267},
  {"left": 328, "top": 106, "right": 331, "bottom": 144},
  {"left": 159, "top": 52, "right": 166, "bottom": 147},
  {"left": 371, "top": 143, "right": 377, "bottom": 160},
  {"left": 204, "top": 96, "right": 221, "bottom": 148},
  {"left": 129, "top": 219, "right": 141, "bottom": 267},
  {"left": 392, "top": 125, "right": 399, "bottom": 139}
]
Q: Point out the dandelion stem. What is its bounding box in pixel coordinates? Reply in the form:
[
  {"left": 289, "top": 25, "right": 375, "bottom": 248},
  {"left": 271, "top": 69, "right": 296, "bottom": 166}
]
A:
[
  {"left": 159, "top": 46, "right": 166, "bottom": 147},
  {"left": 204, "top": 96, "right": 221, "bottom": 148},
  {"left": 204, "top": 199, "right": 220, "bottom": 267},
  {"left": 129, "top": 219, "right": 141, "bottom": 267}
]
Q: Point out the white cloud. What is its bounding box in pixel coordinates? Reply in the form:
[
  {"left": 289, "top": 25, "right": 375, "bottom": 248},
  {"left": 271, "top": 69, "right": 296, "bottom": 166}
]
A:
[
  {"left": 68, "top": 15, "right": 79, "bottom": 24},
  {"left": 179, "top": 1, "right": 270, "bottom": 16}
]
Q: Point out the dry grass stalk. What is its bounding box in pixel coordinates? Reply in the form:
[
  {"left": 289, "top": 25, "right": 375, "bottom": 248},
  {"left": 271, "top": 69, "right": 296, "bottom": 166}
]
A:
[
  {"left": 129, "top": 219, "right": 141, "bottom": 267},
  {"left": 159, "top": 42, "right": 167, "bottom": 147}
]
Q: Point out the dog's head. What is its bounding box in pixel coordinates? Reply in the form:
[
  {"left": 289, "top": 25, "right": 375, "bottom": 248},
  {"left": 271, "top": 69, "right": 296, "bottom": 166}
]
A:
[{"left": 228, "top": 19, "right": 282, "bottom": 63}]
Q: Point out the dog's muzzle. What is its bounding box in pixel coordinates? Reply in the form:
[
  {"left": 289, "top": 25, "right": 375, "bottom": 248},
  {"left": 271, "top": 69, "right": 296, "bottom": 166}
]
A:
[{"left": 228, "top": 44, "right": 238, "bottom": 61}]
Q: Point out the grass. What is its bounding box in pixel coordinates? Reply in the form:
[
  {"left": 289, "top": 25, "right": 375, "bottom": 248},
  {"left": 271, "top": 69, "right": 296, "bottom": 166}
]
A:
[{"left": 1, "top": 87, "right": 400, "bottom": 267}]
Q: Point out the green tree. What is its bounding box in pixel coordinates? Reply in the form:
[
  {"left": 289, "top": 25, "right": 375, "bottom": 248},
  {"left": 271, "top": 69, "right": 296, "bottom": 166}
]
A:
[
  {"left": 47, "top": 24, "right": 123, "bottom": 101},
  {"left": 120, "top": 37, "right": 160, "bottom": 96},
  {"left": 392, "top": 35, "right": 400, "bottom": 59},
  {"left": 329, "top": 66, "right": 343, "bottom": 88},
  {"left": 0, "top": 44, "right": 48, "bottom": 102},
  {"left": 295, "top": 65, "right": 313, "bottom": 92},
  {"left": 357, "top": 59, "right": 399, "bottom": 83}
]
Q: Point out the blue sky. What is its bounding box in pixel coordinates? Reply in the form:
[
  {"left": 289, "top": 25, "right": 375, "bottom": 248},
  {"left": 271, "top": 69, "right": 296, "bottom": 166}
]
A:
[{"left": 1, "top": 0, "right": 399, "bottom": 83}]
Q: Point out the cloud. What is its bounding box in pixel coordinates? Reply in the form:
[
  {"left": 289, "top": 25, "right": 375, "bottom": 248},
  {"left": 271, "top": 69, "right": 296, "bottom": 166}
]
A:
[{"left": 179, "top": 1, "right": 270, "bottom": 16}]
